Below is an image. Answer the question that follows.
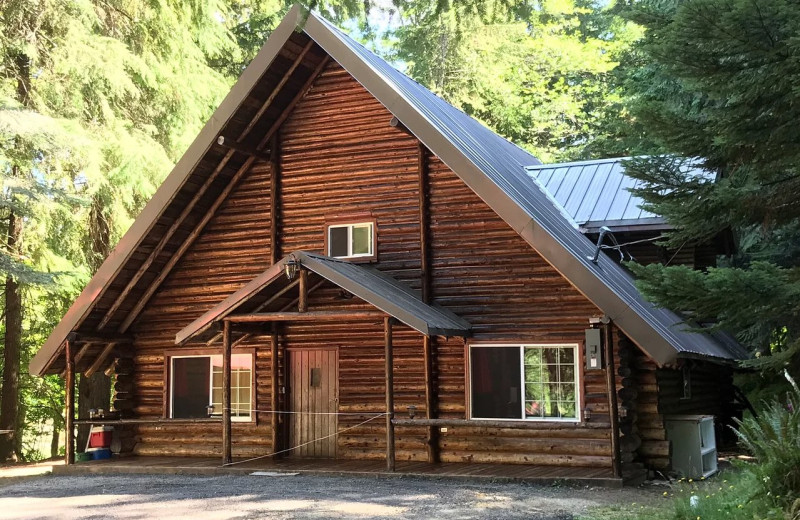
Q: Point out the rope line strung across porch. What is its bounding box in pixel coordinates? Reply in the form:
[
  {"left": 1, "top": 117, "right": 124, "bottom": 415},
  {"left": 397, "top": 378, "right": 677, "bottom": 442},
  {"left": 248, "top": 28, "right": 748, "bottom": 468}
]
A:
[
  {"left": 242, "top": 407, "right": 383, "bottom": 416},
  {"left": 220, "top": 412, "right": 389, "bottom": 467}
]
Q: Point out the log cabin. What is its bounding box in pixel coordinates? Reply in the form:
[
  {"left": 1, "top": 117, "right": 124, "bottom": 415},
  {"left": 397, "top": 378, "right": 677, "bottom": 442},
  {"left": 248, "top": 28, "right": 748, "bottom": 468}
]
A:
[{"left": 29, "top": 6, "right": 749, "bottom": 485}]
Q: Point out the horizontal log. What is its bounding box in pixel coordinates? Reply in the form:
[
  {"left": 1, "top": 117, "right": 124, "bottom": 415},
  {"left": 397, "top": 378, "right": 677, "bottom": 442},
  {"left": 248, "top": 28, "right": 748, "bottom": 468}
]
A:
[
  {"left": 226, "top": 311, "right": 388, "bottom": 323},
  {"left": 392, "top": 418, "right": 610, "bottom": 430},
  {"left": 75, "top": 418, "right": 222, "bottom": 425}
]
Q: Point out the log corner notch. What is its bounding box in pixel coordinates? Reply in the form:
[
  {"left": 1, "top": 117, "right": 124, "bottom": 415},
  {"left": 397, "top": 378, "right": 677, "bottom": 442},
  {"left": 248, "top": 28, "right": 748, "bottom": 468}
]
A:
[{"left": 602, "top": 319, "right": 622, "bottom": 479}]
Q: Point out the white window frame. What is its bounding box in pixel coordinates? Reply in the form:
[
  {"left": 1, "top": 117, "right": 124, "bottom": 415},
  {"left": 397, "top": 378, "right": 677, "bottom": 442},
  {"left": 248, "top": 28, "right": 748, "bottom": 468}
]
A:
[
  {"left": 468, "top": 343, "right": 581, "bottom": 423},
  {"left": 327, "top": 222, "right": 374, "bottom": 259},
  {"left": 169, "top": 354, "right": 253, "bottom": 422}
]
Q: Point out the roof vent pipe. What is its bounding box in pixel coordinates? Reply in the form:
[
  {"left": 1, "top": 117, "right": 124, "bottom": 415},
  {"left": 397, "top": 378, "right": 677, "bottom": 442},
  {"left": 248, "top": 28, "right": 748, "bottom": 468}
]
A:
[{"left": 588, "top": 226, "right": 621, "bottom": 264}]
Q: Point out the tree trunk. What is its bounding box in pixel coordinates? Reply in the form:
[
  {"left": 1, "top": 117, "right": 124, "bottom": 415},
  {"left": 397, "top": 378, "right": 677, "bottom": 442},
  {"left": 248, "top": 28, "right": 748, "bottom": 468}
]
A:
[
  {"left": 77, "top": 195, "right": 112, "bottom": 450},
  {"left": 0, "top": 210, "right": 23, "bottom": 462},
  {"left": 50, "top": 423, "right": 60, "bottom": 459}
]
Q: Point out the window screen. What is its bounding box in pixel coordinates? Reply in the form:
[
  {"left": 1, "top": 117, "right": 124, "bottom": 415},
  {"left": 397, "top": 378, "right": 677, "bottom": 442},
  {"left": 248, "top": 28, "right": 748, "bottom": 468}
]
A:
[
  {"left": 328, "top": 226, "right": 349, "bottom": 258},
  {"left": 470, "top": 345, "right": 579, "bottom": 421},
  {"left": 470, "top": 346, "right": 521, "bottom": 419},
  {"left": 171, "top": 357, "right": 211, "bottom": 418},
  {"left": 171, "top": 354, "right": 253, "bottom": 420}
]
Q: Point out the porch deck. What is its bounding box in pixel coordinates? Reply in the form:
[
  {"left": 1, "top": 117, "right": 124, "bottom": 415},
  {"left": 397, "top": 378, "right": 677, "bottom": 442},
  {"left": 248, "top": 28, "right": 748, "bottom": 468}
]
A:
[{"left": 52, "top": 456, "right": 624, "bottom": 488}]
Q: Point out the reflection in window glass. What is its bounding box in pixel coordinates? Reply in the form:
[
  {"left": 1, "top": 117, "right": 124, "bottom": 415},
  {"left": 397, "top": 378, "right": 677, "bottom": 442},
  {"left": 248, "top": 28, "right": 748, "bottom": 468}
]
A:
[
  {"left": 327, "top": 222, "right": 374, "bottom": 258},
  {"left": 351, "top": 224, "right": 372, "bottom": 255},
  {"left": 471, "top": 345, "right": 579, "bottom": 421},
  {"left": 328, "top": 226, "right": 349, "bottom": 257},
  {"left": 171, "top": 354, "right": 253, "bottom": 421}
]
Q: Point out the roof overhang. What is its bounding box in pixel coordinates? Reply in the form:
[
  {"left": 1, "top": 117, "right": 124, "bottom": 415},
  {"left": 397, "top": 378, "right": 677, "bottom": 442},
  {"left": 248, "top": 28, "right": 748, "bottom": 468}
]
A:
[
  {"left": 30, "top": 5, "right": 747, "bottom": 377},
  {"left": 177, "top": 251, "right": 471, "bottom": 344}
]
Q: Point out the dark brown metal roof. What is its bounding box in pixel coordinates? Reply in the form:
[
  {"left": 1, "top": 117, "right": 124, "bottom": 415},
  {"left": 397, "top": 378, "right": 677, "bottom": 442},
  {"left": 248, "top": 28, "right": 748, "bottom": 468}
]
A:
[
  {"left": 30, "top": 6, "right": 747, "bottom": 377},
  {"left": 177, "top": 251, "right": 472, "bottom": 344}
]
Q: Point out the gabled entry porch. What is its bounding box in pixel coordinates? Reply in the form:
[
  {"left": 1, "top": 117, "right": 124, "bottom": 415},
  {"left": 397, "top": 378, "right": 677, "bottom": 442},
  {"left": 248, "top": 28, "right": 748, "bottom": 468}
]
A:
[{"left": 176, "top": 251, "right": 472, "bottom": 469}]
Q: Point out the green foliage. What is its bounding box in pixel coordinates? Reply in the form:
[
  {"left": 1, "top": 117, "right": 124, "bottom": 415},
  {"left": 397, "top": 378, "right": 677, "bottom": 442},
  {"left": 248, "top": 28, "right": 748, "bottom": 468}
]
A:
[
  {"left": 608, "top": 0, "right": 800, "bottom": 373},
  {"left": 386, "top": 0, "right": 638, "bottom": 161},
  {"left": 734, "top": 372, "right": 800, "bottom": 508}
]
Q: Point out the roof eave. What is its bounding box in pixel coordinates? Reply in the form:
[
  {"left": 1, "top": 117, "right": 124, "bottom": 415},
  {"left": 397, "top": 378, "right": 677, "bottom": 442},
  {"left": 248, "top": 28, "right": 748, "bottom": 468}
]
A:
[{"left": 29, "top": 6, "right": 306, "bottom": 377}]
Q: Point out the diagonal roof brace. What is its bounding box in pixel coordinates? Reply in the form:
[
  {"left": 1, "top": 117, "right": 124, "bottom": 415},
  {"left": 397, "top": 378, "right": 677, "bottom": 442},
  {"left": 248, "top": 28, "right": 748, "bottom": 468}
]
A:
[{"left": 176, "top": 251, "right": 472, "bottom": 345}]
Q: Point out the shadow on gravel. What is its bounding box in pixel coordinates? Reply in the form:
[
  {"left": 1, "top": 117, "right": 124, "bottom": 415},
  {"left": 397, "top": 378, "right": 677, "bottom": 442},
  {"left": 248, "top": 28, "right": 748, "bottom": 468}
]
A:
[{"left": 0, "top": 473, "right": 653, "bottom": 519}]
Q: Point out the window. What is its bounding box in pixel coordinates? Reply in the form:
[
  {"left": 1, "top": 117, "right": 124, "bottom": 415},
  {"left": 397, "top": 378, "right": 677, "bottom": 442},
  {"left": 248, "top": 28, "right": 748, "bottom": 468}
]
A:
[
  {"left": 469, "top": 344, "right": 580, "bottom": 421},
  {"left": 169, "top": 354, "right": 253, "bottom": 421},
  {"left": 327, "top": 222, "right": 374, "bottom": 259}
]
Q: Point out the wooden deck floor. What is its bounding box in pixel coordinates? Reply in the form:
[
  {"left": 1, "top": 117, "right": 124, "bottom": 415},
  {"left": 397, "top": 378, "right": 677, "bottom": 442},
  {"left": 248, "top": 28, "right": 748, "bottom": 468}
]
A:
[{"left": 53, "top": 456, "right": 623, "bottom": 488}]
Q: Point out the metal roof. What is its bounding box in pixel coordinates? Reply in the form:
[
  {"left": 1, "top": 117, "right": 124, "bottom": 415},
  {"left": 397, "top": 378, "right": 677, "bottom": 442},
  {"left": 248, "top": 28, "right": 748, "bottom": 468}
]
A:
[
  {"left": 176, "top": 251, "right": 472, "bottom": 344},
  {"left": 309, "top": 17, "right": 746, "bottom": 363},
  {"left": 30, "top": 6, "right": 747, "bottom": 376},
  {"left": 525, "top": 158, "right": 717, "bottom": 232}
]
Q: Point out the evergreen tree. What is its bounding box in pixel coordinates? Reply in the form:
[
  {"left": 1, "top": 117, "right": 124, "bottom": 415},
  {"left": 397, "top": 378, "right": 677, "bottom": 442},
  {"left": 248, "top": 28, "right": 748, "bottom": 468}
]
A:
[
  {"left": 613, "top": 0, "right": 800, "bottom": 374},
  {"left": 386, "top": 0, "right": 637, "bottom": 161}
]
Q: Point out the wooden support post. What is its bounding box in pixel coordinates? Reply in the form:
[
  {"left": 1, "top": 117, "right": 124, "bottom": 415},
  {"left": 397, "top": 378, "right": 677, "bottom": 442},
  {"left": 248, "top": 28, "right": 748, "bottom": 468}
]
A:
[
  {"left": 64, "top": 339, "right": 75, "bottom": 465},
  {"left": 298, "top": 268, "right": 308, "bottom": 313},
  {"left": 418, "top": 142, "right": 431, "bottom": 304},
  {"left": 270, "top": 325, "right": 280, "bottom": 459},
  {"left": 604, "top": 320, "right": 622, "bottom": 478},
  {"left": 423, "top": 335, "right": 439, "bottom": 463},
  {"left": 418, "top": 142, "right": 439, "bottom": 463},
  {"left": 222, "top": 320, "right": 232, "bottom": 465},
  {"left": 384, "top": 317, "right": 395, "bottom": 472}
]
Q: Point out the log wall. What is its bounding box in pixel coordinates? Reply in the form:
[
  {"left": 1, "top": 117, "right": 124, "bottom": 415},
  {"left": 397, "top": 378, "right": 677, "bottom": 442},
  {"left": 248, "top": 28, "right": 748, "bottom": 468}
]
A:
[{"left": 121, "top": 59, "right": 634, "bottom": 468}]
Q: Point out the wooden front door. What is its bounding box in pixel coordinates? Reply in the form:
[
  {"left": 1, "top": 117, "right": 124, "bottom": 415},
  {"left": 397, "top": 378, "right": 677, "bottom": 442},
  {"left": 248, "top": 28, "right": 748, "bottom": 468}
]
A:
[{"left": 288, "top": 348, "right": 338, "bottom": 458}]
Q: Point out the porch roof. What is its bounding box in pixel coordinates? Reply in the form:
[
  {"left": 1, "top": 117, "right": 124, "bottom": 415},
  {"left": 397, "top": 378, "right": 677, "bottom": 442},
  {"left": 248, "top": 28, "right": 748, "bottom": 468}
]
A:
[{"left": 176, "top": 251, "right": 472, "bottom": 344}]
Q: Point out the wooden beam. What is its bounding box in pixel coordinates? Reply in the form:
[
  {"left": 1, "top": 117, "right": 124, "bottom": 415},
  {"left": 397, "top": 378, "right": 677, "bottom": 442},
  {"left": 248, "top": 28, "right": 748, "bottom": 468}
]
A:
[
  {"left": 269, "top": 131, "right": 281, "bottom": 265},
  {"left": 119, "top": 156, "right": 257, "bottom": 333},
  {"left": 118, "top": 54, "right": 331, "bottom": 333},
  {"left": 418, "top": 142, "right": 438, "bottom": 463},
  {"left": 298, "top": 269, "right": 308, "bottom": 312},
  {"left": 270, "top": 325, "right": 280, "bottom": 460},
  {"left": 75, "top": 334, "right": 133, "bottom": 345},
  {"left": 392, "top": 418, "right": 611, "bottom": 429},
  {"left": 222, "top": 320, "right": 232, "bottom": 465},
  {"left": 215, "top": 135, "right": 271, "bottom": 161},
  {"left": 422, "top": 335, "right": 439, "bottom": 463},
  {"left": 604, "top": 321, "right": 622, "bottom": 479},
  {"left": 240, "top": 39, "right": 315, "bottom": 139},
  {"left": 418, "top": 142, "right": 431, "bottom": 304},
  {"left": 226, "top": 311, "right": 387, "bottom": 323},
  {"left": 96, "top": 149, "right": 239, "bottom": 332},
  {"left": 72, "top": 342, "right": 94, "bottom": 368},
  {"left": 384, "top": 317, "right": 395, "bottom": 472},
  {"left": 84, "top": 342, "right": 117, "bottom": 378},
  {"left": 230, "top": 278, "right": 322, "bottom": 349},
  {"left": 261, "top": 55, "right": 331, "bottom": 144},
  {"left": 208, "top": 279, "right": 300, "bottom": 346},
  {"left": 64, "top": 339, "right": 75, "bottom": 465}
]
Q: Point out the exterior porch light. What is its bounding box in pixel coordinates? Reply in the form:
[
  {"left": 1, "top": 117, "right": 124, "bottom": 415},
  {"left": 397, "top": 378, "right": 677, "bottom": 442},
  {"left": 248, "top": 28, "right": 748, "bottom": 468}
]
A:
[
  {"left": 407, "top": 405, "right": 417, "bottom": 419},
  {"left": 284, "top": 256, "right": 299, "bottom": 281}
]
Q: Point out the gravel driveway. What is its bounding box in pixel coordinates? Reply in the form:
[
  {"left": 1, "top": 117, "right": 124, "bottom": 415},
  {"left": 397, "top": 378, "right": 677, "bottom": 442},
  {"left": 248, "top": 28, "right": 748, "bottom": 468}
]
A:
[{"left": 0, "top": 473, "right": 662, "bottom": 519}]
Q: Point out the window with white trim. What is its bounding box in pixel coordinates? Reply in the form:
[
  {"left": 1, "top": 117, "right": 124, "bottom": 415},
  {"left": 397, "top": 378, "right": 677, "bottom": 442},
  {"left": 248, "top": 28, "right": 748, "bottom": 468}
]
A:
[
  {"left": 170, "top": 354, "right": 253, "bottom": 421},
  {"left": 327, "top": 222, "right": 374, "bottom": 259},
  {"left": 469, "top": 344, "right": 580, "bottom": 421}
]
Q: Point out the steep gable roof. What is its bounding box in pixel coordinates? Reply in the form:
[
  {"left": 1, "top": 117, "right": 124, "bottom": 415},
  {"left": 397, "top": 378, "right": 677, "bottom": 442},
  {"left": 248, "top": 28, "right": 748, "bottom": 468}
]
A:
[{"left": 29, "top": 5, "right": 747, "bottom": 377}]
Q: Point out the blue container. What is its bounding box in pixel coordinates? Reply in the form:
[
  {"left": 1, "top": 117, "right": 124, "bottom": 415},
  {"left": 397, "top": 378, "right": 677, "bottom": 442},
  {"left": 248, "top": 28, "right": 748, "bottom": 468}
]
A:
[{"left": 91, "top": 448, "right": 112, "bottom": 460}]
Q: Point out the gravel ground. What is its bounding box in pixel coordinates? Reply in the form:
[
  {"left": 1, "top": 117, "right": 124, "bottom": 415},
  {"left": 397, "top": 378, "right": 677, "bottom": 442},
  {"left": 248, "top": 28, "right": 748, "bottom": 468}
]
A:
[{"left": 0, "top": 473, "right": 663, "bottom": 519}]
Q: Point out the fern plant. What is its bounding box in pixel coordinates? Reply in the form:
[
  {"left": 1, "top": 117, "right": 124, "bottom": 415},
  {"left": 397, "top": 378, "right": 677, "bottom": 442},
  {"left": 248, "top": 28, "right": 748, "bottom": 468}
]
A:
[{"left": 734, "top": 371, "right": 800, "bottom": 508}]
